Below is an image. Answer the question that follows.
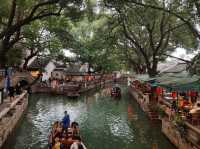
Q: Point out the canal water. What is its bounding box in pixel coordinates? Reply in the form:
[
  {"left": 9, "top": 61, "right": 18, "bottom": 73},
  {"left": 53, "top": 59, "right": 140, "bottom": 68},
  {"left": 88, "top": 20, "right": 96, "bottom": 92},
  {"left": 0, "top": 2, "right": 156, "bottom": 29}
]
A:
[{"left": 3, "top": 87, "right": 175, "bottom": 149}]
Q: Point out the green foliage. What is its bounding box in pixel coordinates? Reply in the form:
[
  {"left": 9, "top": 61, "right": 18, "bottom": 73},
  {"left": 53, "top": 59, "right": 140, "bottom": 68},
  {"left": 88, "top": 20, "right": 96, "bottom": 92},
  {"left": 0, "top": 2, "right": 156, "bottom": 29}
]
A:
[
  {"left": 68, "top": 14, "right": 125, "bottom": 72},
  {"left": 157, "top": 106, "right": 167, "bottom": 118},
  {"left": 189, "top": 53, "right": 200, "bottom": 75},
  {"left": 6, "top": 47, "right": 23, "bottom": 66},
  {"left": 0, "top": 0, "right": 199, "bottom": 73},
  {"left": 0, "top": 0, "right": 86, "bottom": 66},
  {"left": 173, "top": 113, "right": 187, "bottom": 138},
  {"left": 103, "top": 0, "right": 198, "bottom": 76}
]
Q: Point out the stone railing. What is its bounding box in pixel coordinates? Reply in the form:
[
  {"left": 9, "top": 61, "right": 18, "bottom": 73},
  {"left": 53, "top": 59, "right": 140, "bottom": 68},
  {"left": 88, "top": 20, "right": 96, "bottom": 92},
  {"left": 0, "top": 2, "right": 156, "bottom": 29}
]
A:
[
  {"left": 0, "top": 92, "right": 27, "bottom": 120},
  {"left": 185, "top": 122, "right": 200, "bottom": 149},
  {"left": 162, "top": 118, "right": 200, "bottom": 149},
  {"left": 0, "top": 91, "right": 28, "bottom": 147}
]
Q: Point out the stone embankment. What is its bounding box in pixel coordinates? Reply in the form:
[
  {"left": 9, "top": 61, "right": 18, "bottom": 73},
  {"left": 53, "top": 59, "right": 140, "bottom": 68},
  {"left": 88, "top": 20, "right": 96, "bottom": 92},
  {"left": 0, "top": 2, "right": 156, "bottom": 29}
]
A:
[
  {"left": 32, "top": 79, "right": 118, "bottom": 97},
  {"left": 128, "top": 87, "right": 159, "bottom": 120},
  {"left": 129, "top": 86, "right": 200, "bottom": 149},
  {"left": 0, "top": 92, "right": 28, "bottom": 148},
  {"left": 162, "top": 118, "right": 200, "bottom": 149}
]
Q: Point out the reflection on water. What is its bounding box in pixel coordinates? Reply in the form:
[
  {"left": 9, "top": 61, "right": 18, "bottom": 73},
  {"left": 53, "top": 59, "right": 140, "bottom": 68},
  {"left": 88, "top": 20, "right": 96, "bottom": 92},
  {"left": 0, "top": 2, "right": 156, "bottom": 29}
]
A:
[
  {"left": 3, "top": 87, "right": 175, "bottom": 149},
  {"left": 128, "top": 104, "right": 138, "bottom": 121}
]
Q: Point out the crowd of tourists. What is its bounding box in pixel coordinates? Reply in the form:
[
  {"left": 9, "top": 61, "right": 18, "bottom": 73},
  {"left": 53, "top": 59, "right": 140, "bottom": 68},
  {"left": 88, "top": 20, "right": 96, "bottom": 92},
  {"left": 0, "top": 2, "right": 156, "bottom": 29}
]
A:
[
  {"left": 169, "top": 91, "right": 200, "bottom": 123},
  {"left": 49, "top": 111, "right": 87, "bottom": 149}
]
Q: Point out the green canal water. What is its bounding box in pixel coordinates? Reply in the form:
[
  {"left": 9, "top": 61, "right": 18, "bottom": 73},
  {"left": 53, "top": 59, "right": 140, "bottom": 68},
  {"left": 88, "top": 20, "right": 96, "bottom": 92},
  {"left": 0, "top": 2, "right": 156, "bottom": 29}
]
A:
[{"left": 3, "top": 87, "right": 176, "bottom": 149}]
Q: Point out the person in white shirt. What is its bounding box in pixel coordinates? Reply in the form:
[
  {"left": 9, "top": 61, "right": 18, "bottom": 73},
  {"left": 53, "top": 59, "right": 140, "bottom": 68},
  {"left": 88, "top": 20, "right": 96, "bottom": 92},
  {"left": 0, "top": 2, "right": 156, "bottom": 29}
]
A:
[{"left": 70, "top": 136, "right": 87, "bottom": 149}]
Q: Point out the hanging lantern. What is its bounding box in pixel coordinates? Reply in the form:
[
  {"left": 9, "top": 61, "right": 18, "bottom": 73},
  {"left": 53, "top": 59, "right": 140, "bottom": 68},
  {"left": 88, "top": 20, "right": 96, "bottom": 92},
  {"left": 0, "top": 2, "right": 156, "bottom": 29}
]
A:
[{"left": 171, "top": 91, "right": 177, "bottom": 100}]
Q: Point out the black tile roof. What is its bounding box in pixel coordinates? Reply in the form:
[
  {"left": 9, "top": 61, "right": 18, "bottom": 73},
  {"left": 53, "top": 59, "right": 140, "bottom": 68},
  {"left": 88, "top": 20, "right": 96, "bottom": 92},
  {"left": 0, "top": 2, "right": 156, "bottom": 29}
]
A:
[{"left": 29, "top": 57, "right": 52, "bottom": 68}]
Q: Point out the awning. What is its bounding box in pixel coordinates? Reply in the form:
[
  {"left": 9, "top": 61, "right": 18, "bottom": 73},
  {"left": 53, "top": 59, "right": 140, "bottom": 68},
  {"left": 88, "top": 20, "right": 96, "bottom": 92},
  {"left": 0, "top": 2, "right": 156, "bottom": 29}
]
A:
[{"left": 156, "top": 74, "right": 200, "bottom": 91}]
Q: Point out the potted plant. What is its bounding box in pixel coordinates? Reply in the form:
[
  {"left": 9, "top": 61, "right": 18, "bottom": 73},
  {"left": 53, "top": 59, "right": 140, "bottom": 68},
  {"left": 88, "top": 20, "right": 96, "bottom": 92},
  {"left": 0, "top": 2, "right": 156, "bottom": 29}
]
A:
[
  {"left": 158, "top": 107, "right": 167, "bottom": 119},
  {"left": 173, "top": 114, "right": 187, "bottom": 139}
]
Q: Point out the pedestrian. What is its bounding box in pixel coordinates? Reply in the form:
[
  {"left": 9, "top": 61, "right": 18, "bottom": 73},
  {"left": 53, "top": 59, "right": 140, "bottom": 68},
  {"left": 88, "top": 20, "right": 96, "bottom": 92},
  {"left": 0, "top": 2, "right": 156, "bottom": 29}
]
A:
[
  {"left": 15, "top": 83, "right": 21, "bottom": 95},
  {"left": 8, "top": 86, "right": 15, "bottom": 102}
]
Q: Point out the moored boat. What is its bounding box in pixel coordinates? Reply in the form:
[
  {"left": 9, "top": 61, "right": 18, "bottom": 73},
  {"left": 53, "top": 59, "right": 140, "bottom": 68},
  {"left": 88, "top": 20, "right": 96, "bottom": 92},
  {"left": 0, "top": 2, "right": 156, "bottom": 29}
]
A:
[{"left": 111, "top": 86, "right": 121, "bottom": 98}]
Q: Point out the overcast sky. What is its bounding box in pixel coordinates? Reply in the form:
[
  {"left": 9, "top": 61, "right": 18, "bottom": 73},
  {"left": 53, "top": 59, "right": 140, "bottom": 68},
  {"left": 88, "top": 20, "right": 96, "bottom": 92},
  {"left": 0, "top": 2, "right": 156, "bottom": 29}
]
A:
[{"left": 167, "top": 48, "right": 196, "bottom": 61}]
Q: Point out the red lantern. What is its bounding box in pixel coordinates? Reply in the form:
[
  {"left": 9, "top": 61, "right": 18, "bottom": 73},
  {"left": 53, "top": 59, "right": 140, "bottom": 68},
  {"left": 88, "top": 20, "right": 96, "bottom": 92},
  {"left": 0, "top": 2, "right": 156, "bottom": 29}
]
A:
[
  {"left": 156, "top": 87, "right": 163, "bottom": 95},
  {"left": 171, "top": 91, "right": 177, "bottom": 100}
]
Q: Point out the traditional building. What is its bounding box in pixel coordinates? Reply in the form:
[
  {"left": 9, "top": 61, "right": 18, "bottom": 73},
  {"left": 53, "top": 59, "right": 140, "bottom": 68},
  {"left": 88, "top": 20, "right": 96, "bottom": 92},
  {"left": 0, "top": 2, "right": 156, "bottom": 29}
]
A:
[{"left": 28, "top": 57, "right": 56, "bottom": 81}]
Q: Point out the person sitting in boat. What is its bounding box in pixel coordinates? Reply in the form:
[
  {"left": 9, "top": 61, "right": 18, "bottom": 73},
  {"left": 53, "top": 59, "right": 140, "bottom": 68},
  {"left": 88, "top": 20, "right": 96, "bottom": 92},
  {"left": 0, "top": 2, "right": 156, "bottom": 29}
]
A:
[
  {"left": 62, "top": 111, "right": 70, "bottom": 131},
  {"left": 49, "top": 121, "right": 63, "bottom": 148},
  {"left": 55, "top": 122, "right": 63, "bottom": 138},
  {"left": 49, "top": 121, "right": 60, "bottom": 147},
  {"left": 60, "top": 130, "right": 71, "bottom": 149},
  {"left": 116, "top": 86, "right": 121, "bottom": 93},
  {"left": 48, "top": 131, "right": 54, "bottom": 149},
  {"left": 70, "top": 136, "right": 87, "bottom": 149},
  {"left": 52, "top": 137, "right": 61, "bottom": 149},
  {"left": 71, "top": 122, "right": 80, "bottom": 136}
]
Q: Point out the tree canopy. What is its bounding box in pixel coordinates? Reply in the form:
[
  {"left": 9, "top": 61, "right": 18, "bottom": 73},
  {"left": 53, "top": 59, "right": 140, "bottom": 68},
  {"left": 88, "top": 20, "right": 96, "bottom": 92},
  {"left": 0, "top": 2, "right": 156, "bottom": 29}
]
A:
[
  {"left": 103, "top": 0, "right": 198, "bottom": 76},
  {"left": 0, "top": 0, "right": 200, "bottom": 76},
  {"left": 0, "top": 0, "right": 84, "bottom": 66}
]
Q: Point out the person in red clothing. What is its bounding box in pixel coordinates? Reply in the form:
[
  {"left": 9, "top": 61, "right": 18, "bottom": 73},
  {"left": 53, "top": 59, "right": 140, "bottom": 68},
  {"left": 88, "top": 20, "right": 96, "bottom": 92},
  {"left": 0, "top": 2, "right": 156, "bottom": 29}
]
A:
[
  {"left": 156, "top": 87, "right": 163, "bottom": 96},
  {"left": 171, "top": 91, "right": 177, "bottom": 100},
  {"left": 182, "top": 100, "right": 190, "bottom": 107}
]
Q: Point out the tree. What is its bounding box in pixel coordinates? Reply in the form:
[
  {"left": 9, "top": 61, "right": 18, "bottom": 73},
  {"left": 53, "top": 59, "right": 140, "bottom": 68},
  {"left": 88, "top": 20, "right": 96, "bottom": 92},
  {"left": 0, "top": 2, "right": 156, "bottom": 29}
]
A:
[
  {"left": 116, "top": 39, "right": 147, "bottom": 74},
  {"left": 109, "top": 0, "right": 200, "bottom": 40},
  {"left": 189, "top": 53, "right": 200, "bottom": 75},
  {"left": 0, "top": 0, "right": 84, "bottom": 67},
  {"left": 19, "top": 21, "right": 46, "bottom": 69},
  {"left": 104, "top": 0, "right": 198, "bottom": 77},
  {"left": 18, "top": 20, "right": 65, "bottom": 69},
  {"left": 69, "top": 14, "right": 125, "bottom": 73}
]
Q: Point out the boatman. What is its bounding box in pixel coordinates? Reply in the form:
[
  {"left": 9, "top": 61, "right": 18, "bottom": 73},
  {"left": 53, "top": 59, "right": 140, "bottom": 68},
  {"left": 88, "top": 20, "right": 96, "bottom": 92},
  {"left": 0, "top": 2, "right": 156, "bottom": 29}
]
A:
[{"left": 62, "top": 111, "right": 70, "bottom": 130}]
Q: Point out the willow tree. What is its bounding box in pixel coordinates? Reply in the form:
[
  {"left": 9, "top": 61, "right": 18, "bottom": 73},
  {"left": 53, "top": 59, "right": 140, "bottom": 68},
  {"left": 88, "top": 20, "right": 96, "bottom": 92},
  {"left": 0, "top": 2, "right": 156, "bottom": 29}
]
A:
[
  {"left": 104, "top": 0, "right": 197, "bottom": 77},
  {"left": 0, "top": 0, "right": 84, "bottom": 67}
]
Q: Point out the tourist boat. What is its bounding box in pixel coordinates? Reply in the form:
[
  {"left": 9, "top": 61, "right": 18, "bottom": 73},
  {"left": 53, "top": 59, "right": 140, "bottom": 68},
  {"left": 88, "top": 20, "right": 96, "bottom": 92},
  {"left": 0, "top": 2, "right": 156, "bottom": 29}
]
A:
[
  {"left": 48, "top": 121, "right": 87, "bottom": 149},
  {"left": 111, "top": 86, "right": 121, "bottom": 98}
]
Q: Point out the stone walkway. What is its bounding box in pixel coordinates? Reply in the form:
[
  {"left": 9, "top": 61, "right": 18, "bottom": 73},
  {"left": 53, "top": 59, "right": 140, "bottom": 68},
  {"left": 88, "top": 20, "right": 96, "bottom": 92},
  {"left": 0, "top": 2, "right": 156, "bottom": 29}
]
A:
[
  {"left": 0, "top": 95, "right": 21, "bottom": 120},
  {"left": 0, "top": 98, "right": 11, "bottom": 114}
]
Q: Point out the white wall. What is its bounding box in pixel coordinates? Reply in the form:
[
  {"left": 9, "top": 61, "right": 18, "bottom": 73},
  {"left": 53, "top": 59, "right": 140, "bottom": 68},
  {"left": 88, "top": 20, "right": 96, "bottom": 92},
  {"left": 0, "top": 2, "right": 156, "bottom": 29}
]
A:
[{"left": 42, "top": 62, "right": 56, "bottom": 81}]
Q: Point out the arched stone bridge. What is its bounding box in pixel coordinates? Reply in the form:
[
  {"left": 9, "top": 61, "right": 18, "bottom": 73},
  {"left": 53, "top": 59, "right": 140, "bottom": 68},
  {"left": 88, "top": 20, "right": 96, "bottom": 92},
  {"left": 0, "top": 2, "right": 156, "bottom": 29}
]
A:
[{"left": 0, "top": 71, "right": 35, "bottom": 88}]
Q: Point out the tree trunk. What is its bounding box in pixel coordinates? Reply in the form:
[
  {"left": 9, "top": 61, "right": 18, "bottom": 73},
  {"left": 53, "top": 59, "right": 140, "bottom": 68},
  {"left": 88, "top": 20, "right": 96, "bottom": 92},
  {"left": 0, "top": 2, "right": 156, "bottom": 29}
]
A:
[
  {"left": 0, "top": 42, "right": 8, "bottom": 68},
  {"left": 147, "top": 68, "right": 157, "bottom": 77},
  {"left": 23, "top": 54, "right": 36, "bottom": 70},
  {"left": 23, "top": 59, "right": 29, "bottom": 70},
  {"left": 88, "top": 63, "right": 91, "bottom": 73},
  {"left": 147, "top": 60, "right": 158, "bottom": 77}
]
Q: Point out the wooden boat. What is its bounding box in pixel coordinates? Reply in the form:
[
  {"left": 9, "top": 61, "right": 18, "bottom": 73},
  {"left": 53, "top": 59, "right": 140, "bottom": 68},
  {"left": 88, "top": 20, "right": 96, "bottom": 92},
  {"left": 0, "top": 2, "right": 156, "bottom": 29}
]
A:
[
  {"left": 48, "top": 121, "right": 87, "bottom": 149},
  {"left": 111, "top": 86, "right": 121, "bottom": 98},
  {"left": 50, "top": 84, "right": 81, "bottom": 97}
]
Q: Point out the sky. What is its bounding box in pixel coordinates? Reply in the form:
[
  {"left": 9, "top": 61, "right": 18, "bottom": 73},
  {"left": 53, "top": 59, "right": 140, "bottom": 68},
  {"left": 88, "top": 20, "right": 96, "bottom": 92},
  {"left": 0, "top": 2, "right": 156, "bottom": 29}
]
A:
[
  {"left": 64, "top": 47, "right": 199, "bottom": 62},
  {"left": 64, "top": 49, "right": 76, "bottom": 57},
  {"left": 167, "top": 48, "right": 198, "bottom": 61}
]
